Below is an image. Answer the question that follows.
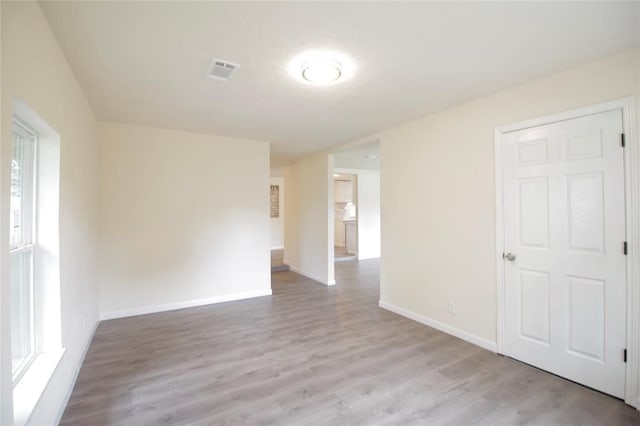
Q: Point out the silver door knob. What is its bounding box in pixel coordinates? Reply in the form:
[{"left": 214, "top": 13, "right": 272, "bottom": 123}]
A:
[{"left": 503, "top": 252, "right": 516, "bottom": 261}]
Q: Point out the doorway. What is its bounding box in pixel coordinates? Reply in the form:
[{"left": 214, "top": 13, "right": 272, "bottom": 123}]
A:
[
  {"left": 270, "top": 172, "right": 288, "bottom": 272},
  {"left": 496, "top": 101, "right": 635, "bottom": 400},
  {"left": 334, "top": 173, "right": 358, "bottom": 261},
  {"left": 331, "top": 140, "right": 381, "bottom": 269}
]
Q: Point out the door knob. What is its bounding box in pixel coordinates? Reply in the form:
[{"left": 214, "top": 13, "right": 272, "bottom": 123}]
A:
[{"left": 503, "top": 252, "right": 516, "bottom": 261}]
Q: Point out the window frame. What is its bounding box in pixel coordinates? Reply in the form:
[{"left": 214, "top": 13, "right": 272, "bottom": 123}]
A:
[{"left": 10, "top": 118, "right": 38, "bottom": 385}]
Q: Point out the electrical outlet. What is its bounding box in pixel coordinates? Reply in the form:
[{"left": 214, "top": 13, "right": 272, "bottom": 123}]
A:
[{"left": 447, "top": 298, "right": 457, "bottom": 315}]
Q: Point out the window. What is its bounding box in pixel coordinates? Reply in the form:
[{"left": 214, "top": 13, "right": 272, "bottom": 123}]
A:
[
  {"left": 10, "top": 120, "right": 37, "bottom": 382},
  {"left": 10, "top": 103, "right": 63, "bottom": 425}
]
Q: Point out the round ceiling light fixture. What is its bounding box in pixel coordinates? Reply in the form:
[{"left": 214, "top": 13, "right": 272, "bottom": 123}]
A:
[
  {"left": 302, "top": 58, "right": 342, "bottom": 84},
  {"left": 288, "top": 50, "right": 355, "bottom": 86}
]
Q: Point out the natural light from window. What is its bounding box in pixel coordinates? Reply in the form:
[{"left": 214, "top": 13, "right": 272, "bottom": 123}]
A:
[
  {"left": 10, "top": 121, "right": 36, "bottom": 383},
  {"left": 10, "top": 103, "right": 63, "bottom": 426}
]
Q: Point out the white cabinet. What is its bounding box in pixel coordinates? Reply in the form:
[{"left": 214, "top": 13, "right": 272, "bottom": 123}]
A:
[
  {"left": 334, "top": 180, "right": 353, "bottom": 203},
  {"left": 345, "top": 221, "right": 357, "bottom": 255},
  {"left": 334, "top": 221, "right": 345, "bottom": 247}
]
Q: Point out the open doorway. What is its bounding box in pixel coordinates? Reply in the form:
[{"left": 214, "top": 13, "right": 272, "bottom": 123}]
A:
[
  {"left": 333, "top": 173, "right": 358, "bottom": 261},
  {"left": 270, "top": 169, "right": 288, "bottom": 272},
  {"left": 332, "top": 140, "right": 381, "bottom": 267}
]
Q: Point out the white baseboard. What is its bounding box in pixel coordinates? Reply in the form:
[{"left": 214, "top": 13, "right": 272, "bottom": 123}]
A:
[
  {"left": 378, "top": 300, "right": 497, "bottom": 353},
  {"left": 287, "top": 264, "right": 335, "bottom": 286},
  {"left": 100, "top": 289, "right": 273, "bottom": 320},
  {"left": 270, "top": 246, "right": 284, "bottom": 250},
  {"left": 52, "top": 320, "right": 98, "bottom": 425}
]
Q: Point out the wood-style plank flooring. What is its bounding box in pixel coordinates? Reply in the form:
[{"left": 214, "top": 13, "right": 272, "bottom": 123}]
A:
[
  {"left": 270, "top": 249, "right": 289, "bottom": 272},
  {"left": 61, "top": 259, "right": 640, "bottom": 425}
]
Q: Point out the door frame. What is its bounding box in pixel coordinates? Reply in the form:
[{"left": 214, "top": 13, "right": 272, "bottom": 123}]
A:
[{"left": 494, "top": 97, "right": 639, "bottom": 407}]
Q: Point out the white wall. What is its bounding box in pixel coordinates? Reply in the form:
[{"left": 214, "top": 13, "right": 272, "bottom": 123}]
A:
[
  {"left": 335, "top": 168, "right": 380, "bottom": 260},
  {"left": 284, "top": 153, "right": 334, "bottom": 285},
  {"left": 1, "top": 2, "right": 100, "bottom": 424},
  {"left": 270, "top": 177, "right": 284, "bottom": 249},
  {"left": 98, "top": 122, "right": 271, "bottom": 318},
  {"left": 373, "top": 49, "right": 639, "bottom": 348}
]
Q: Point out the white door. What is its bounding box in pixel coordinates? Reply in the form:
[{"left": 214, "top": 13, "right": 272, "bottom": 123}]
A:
[{"left": 502, "top": 109, "right": 626, "bottom": 398}]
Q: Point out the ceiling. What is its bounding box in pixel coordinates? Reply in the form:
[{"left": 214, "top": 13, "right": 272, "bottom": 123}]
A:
[
  {"left": 334, "top": 140, "right": 380, "bottom": 171},
  {"left": 40, "top": 2, "right": 640, "bottom": 164}
]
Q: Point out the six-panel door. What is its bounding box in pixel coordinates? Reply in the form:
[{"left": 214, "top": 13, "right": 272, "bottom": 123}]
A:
[{"left": 502, "top": 109, "right": 626, "bottom": 398}]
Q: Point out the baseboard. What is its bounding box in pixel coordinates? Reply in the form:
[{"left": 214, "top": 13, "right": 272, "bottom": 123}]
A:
[
  {"left": 287, "top": 264, "right": 335, "bottom": 286},
  {"left": 52, "top": 320, "right": 98, "bottom": 425},
  {"left": 270, "top": 246, "right": 284, "bottom": 250},
  {"left": 100, "top": 289, "right": 273, "bottom": 320},
  {"left": 378, "top": 300, "right": 497, "bottom": 353}
]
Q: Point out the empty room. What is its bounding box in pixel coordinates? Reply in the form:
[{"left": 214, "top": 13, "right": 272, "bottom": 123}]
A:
[{"left": 2, "top": 1, "right": 640, "bottom": 425}]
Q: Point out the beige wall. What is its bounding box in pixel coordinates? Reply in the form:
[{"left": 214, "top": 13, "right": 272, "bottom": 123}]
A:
[
  {"left": 352, "top": 169, "right": 380, "bottom": 260},
  {"left": 98, "top": 122, "right": 271, "bottom": 318},
  {"left": 377, "top": 49, "right": 639, "bottom": 344},
  {"left": 284, "top": 153, "right": 334, "bottom": 285},
  {"left": 1, "top": 2, "right": 100, "bottom": 424}
]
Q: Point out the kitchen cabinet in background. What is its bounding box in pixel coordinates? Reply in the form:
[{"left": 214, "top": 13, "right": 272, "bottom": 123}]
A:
[
  {"left": 345, "top": 221, "right": 357, "bottom": 255},
  {"left": 334, "top": 180, "right": 353, "bottom": 203}
]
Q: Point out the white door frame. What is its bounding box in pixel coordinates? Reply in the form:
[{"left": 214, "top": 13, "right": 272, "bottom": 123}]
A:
[{"left": 495, "top": 97, "right": 639, "bottom": 408}]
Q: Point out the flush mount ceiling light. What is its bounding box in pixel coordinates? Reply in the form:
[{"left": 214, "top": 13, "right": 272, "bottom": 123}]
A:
[
  {"left": 302, "top": 58, "right": 341, "bottom": 84},
  {"left": 288, "top": 50, "right": 355, "bottom": 86}
]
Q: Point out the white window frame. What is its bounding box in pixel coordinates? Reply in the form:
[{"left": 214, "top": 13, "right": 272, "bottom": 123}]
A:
[
  {"left": 10, "top": 119, "right": 38, "bottom": 385},
  {"left": 9, "top": 101, "right": 65, "bottom": 426}
]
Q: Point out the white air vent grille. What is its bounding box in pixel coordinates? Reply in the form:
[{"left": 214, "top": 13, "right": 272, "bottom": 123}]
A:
[{"left": 206, "top": 59, "right": 239, "bottom": 81}]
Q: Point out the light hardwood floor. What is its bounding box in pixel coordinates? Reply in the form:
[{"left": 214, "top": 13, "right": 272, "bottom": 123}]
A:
[
  {"left": 61, "top": 259, "right": 640, "bottom": 425},
  {"left": 270, "top": 249, "right": 289, "bottom": 272},
  {"left": 335, "top": 246, "right": 356, "bottom": 262}
]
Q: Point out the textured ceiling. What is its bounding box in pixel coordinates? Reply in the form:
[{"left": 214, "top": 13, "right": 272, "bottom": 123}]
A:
[{"left": 40, "top": 1, "right": 640, "bottom": 163}]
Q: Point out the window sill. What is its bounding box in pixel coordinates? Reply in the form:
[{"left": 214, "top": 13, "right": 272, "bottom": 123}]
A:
[{"left": 13, "top": 348, "right": 65, "bottom": 426}]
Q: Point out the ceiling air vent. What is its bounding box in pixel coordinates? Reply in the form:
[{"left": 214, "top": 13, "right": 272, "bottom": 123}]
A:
[{"left": 206, "top": 58, "right": 239, "bottom": 81}]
